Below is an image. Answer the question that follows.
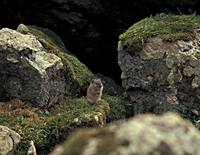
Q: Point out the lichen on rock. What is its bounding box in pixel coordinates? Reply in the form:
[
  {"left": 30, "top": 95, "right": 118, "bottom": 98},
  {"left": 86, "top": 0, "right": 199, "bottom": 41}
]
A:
[
  {"left": 50, "top": 112, "right": 200, "bottom": 155},
  {"left": 0, "top": 28, "right": 66, "bottom": 107},
  {"left": 0, "top": 125, "right": 21, "bottom": 155}
]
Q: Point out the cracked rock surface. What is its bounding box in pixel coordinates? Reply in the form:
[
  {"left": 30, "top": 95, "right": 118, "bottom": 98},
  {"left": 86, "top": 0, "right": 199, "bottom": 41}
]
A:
[
  {"left": 0, "top": 28, "right": 66, "bottom": 107},
  {"left": 118, "top": 16, "right": 200, "bottom": 115}
]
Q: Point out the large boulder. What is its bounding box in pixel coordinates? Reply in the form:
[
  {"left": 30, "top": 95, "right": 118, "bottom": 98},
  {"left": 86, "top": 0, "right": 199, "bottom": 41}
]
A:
[
  {"left": 0, "top": 28, "right": 66, "bottom": 107},
  {"left": 21, "top": 25, "right": 94, "bottom": 95},
  {"left": 118, "top": 15, "right": 200, "bottom": 115},
  {"left": 0, "top": 125, "right": 21, "bottom": 155},
  {"left": 50, "top": 112, "right": 200, "bottom": 155}
]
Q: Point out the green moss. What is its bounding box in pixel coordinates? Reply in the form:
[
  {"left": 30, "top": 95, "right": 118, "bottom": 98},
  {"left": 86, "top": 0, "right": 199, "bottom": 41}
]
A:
[
  {"left": 27, "top": 25, "right": 94, "bottom": 94},
  {"left": 0, "top": 96, "right": 125, "bottom": 154},
  {"left": 120, "top": 14, "right": 200, "bottom": 53},
  {"left": 56, "top": 128, "right": 115, "bottom": 155},
  {"left": 0, "top": 98, "right": 110, "bottom": 154},
  {"left": 48, "top": 97, "right": 110, "bottom": 129},
  {"left": 54, "top": 52, "right": 94, "bottom": 93},
  {"left": 103, "top": 95, "right": 126, "bottom": 122},
  {"left": 27, "top": 25, "right": 67, "bottom": 54},
  {"left": 51, "top": 97, "right": 110, "bottom": 118},
  {"left": 0, "top": 101, "right": 49, "bottom": 154}
]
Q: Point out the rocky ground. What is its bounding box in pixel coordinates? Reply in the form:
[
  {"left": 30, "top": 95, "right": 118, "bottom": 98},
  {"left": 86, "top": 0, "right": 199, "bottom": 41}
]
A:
[{"left": 2, "top": 1, "right": 200, "bottom": 154}]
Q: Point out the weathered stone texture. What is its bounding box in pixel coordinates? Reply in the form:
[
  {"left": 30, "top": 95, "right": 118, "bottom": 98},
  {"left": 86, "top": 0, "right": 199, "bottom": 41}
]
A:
[
  {"left": 118, "top": 26, "right": 200, "bottom": 115},
  {"left": 0, "top": 125, "right": 20, "bottom": 155},
  {"left": 0, "top": 28, "right": 66, "bottom": 107}
]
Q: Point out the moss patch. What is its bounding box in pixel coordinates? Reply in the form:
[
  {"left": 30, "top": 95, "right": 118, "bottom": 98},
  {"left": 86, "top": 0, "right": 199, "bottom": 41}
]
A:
[
  {"left": 0, "top": 99, "right": 48, "bottom": 154},
  {"left": 0, "top": 98, "right": 110, "bottom": 154},
  {"left": 119, "top": 14, "right": 200, "bottom": 53},
  {"left": 103, "top": 95, "right": 126, "bottom": 122},
  {"left": 27, "top": 25, "right": 94, "bottom": 95},
  {"left": 52, "top": 128, "right": 116, "bottom": 155}
]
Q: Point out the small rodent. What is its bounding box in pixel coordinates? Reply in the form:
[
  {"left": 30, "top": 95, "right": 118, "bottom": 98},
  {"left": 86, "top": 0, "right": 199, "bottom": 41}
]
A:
[
  {"left": 27, "top": 140, "right": 37, "bottom": 155},
  {"left": 87, "top": 79, "right": 103, "bottom": 104}
]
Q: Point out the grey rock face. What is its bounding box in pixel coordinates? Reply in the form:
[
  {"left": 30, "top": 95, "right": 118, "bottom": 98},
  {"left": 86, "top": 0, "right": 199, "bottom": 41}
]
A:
[
  {"left": 0, "top": 125, "right": 21, "bottom": 155},
  {"left": 0, "top": 28, "right": 66, "bottom": 107},
  {"left": 118, "top": 31, "right": 200, "bottom": 115}
]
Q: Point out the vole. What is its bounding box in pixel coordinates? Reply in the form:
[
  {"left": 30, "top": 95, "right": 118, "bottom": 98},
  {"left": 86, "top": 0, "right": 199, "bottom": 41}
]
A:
[{"left": 87, "top": 79, "right": 103, "bottom": 104}]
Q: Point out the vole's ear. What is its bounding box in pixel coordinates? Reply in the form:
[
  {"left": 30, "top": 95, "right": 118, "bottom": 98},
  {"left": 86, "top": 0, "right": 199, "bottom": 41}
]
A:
[{"left": 91, "top": 79, "right": 95, "bottom": 83}]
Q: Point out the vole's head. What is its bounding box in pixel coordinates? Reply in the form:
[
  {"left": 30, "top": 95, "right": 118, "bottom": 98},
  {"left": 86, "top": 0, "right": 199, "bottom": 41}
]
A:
[
  {"left": 30, "top": 140, "right": 34, "bottom": 145},
  {"left": 91, "top": 79, "right": 103, "bottom": 88}
]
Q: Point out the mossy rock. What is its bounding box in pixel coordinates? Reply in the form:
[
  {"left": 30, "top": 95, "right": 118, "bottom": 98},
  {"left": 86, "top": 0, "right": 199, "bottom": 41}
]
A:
[
  {"left": 0, "top": 98, "right": 110, "bottom": 155},
  {"left": 50, "top": 113, "right": 200, "bottom": 155},
  {"left": 118, "top": 14, "right": 200, "bottom": 116},
  {"left": 50, "top": 128, "right": 115, "bottom": 155},
  {"left": 21, "top": 25, "right": 94, "bottom": 95},
  {"left": 119, "top": 14, "right": 200, "bottom": 53},
  {"left": 103, "top": 95, "right": 126, "bottom": 122}
]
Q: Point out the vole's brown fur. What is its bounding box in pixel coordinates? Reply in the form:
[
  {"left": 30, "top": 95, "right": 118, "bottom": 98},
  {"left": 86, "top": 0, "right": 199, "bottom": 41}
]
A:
[{"left": 87, "top": 79, "right": 103, "bottom": 104}]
